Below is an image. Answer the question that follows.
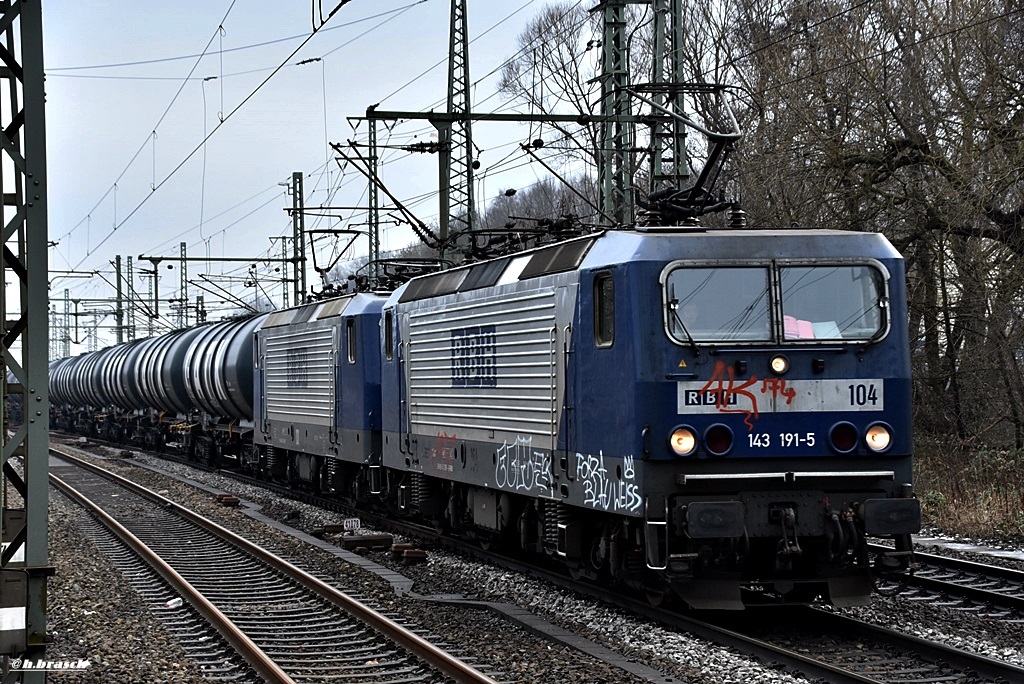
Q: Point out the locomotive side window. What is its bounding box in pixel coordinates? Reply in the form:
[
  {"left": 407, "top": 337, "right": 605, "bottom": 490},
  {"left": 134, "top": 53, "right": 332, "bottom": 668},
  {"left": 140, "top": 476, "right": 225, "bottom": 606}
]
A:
[
  {"left": 346, "top": 318, "right": 356, "bottom": 364},
  {"left": 594, "top": 273, "right": 615, "bottom": 348},
  {"left": 384, "top": 310, "right": 393, "bottom": 361},
  {"left": 779, "top": 265, "right": 885, "bottom": 340},
  {"left": 665, "top": 267, "right": 771, "bottom": 342}
]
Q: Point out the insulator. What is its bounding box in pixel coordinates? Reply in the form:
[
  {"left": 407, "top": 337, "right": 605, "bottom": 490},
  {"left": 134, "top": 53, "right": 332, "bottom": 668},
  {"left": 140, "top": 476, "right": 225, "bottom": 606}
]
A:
[
  {"left": 728, "top": 207, "right": 748, "bottom": 228},
  {"left": 636, "top": 208, "right": 661, "bottom": 226}
]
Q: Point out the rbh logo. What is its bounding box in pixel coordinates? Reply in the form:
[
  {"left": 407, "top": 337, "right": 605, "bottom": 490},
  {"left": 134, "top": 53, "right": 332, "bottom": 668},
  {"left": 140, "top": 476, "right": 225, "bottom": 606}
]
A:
[
  {"left": 450, "top": 325, "right": 497, "bottom": 387},
  {"left": 9, "top": 657, "right": 91, "bottom": 671},
  {"left": 684, "top": 389, "right": 739, "bottom": 407},
  {"left": 286, "top": 347, "right": 308, "bottom": 388}
]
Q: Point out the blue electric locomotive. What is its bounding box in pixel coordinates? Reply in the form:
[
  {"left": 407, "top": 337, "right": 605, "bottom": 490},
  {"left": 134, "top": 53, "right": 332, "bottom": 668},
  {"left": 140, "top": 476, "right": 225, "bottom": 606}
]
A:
[
  {"left": 380, "top": 227, "right": 919, "bottom": 608},
  {"left": 248, "top": 292, "right": 386, "bottom": 493}
]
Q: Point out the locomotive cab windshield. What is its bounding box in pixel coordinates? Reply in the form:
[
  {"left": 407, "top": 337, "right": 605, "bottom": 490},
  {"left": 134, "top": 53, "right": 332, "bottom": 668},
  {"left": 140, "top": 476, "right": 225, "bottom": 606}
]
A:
[{"left": 662, "top": 260, "right": 890, "bottom": 345}]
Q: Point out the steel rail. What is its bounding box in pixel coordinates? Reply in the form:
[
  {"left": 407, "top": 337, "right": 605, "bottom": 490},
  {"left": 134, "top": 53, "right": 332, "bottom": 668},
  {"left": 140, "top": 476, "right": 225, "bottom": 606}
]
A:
[
  {"left": 793, "top": 607, "right": 1024, "bottom": 683},
  {"left": 874, "top": 542, "right": 1024, "bottom": 581},
  {"left": 871, "top": 542, "right": 1024, "bottom": 612},
  {"left": 49, "top": 469, "right": 294, "bottom": 684},
  {"left": 51, "top": 446, "right": 500, "bottom": 684},
  {"left": 907, "top": 574, "right": 1024, "bottom": 612},
  {"left": 57, "top": 439, "right": 1024, "bottom": 684}
]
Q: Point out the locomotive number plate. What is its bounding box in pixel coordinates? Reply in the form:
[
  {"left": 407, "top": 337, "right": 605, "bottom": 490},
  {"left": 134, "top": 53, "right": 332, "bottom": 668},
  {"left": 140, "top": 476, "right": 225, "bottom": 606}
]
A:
[{"left": 677, "top": 378, "right": 884, "bottom": 414}]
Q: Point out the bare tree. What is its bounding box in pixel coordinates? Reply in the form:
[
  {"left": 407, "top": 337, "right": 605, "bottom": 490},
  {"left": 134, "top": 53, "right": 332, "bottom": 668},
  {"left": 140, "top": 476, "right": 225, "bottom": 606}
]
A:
[
  {"left": 727, "top": 0, "right": 1024, "bottom": 464},
  {"left": 498, "top": 4, "right": 607, "bottom": 170}
]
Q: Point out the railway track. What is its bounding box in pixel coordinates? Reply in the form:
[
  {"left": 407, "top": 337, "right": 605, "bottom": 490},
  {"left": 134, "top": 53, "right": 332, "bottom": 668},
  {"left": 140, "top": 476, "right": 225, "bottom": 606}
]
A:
[
  {"left": 870, "top": 543, "right": 1024, "bottom": 618},
  {"left": 54, "top": 438, "right": 1024, "bottom": 683},
  {"left": 714, "top": 607, "right": 1024, "bottom": 684},
  {"left": 419, "top": 540, "right": 1024, "bottom": 684},
  {"left": 64, "top": 506, "right": 261, "bottom": 682},
  {"left": 49, "top": 446, "right": 501, "bottom": 684}
]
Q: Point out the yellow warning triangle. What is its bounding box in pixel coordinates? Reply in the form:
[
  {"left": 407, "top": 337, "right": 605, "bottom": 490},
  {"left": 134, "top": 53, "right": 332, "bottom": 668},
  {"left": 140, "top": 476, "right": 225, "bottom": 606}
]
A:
[{"left": 678, "top": 358, "right": 688, "bottom": 368}]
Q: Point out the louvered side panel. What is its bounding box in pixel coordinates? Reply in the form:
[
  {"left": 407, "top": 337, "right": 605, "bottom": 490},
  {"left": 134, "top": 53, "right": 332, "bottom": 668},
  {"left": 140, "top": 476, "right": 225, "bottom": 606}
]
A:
[
  {"left": 264, "top": 327, "right": 335, "bottom": 426},
  {"left": 407, "top": 290, "right": 558, "bottom": 442}
]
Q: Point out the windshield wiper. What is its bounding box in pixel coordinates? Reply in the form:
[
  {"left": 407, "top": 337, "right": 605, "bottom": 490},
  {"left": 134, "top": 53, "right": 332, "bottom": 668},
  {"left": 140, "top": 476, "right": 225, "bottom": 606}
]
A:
[
  {"left": 856, "top": 298, "right": 889, "bottom": 350},
  {"left": 668, "top": 298, "right": 700, "bottom": 356}
]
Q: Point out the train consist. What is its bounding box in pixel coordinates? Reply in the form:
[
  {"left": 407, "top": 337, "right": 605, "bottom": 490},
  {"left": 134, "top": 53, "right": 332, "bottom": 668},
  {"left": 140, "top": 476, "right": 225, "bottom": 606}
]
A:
[{"left": 49, "top": 226, "right": 921, "bottom": 609}]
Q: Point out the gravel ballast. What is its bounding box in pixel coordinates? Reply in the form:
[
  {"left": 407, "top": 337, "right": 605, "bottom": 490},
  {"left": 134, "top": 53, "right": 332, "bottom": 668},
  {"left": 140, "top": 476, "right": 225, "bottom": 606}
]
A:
[
  {"left": 47, "top": 491, "right": 214, "bottom": 684},
  {"left": 48, "top": 440, "right": 1024, "bottom": 682}
]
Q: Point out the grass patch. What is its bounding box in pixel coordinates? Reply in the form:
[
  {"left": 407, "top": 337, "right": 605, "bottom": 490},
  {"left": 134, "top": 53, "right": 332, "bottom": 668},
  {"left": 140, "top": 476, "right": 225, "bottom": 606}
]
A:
[{"left": 914, "top": 439, "right": 1024, "bottom": 541}]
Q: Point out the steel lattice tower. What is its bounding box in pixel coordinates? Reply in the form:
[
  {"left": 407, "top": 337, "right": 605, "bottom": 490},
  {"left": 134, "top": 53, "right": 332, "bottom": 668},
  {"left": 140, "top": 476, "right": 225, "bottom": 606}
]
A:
[
  {"left": 178, "top": 242, "right": 188, "bottom": 329},
  {"left": 0, "top": 0, "right": 50, "bottom": 675},
  {"left": 367, "top": 120, "right": 380, "bottom": 284},
  {"left": 597, "top": 0, "right": 695, "bottom": 224},
  {"left": 598, "top": 0, "right": 634, "bottom": 226},
  {"left": 126, "top": 256, "right": 137, "bottom": 340},
  {"left": 650, "top": 0, "right": 688, "bottom": 193},
  {"left": 290, "top": 172, "right": 307, "bottom": 305},
  {"left": 440, "top": 0, "right": 474, "bottom": 255}
]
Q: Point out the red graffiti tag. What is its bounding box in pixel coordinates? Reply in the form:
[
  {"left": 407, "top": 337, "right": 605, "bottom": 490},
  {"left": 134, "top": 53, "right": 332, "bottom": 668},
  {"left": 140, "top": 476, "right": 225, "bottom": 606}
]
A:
[
  {"left": 699, "top": 360, "right": 761, "bottom": 431},
  {"left": 428, "top": 431, "right": 457, "bottom": 463},
  {"left": 695, "top": 363, "right": 800, "bottom": 430},
  {"left": 761, "top": 378, "right": 796, "bottom": 405}
]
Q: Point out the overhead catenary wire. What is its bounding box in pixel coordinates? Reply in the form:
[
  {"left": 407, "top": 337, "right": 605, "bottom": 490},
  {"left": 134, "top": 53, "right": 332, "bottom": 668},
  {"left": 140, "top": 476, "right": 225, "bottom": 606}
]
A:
[
  {"left": 374, "top": 0, "right": 554, "bottom": 108},
  {"left": 47, "top": 1, "right": 431, "bottom": 73},
  {"left": 56, "top": 0, "right": 240, "bottom": 255},
  {"left": 57, "top": 1, "right": 674, "bottom": 323},
  {"left": 70, "top": 1, "right": 360, "bottom": 272},
  {"left": 332, "top": 0, "right": 598, "bottom": 256},
  {"left": 61, "top": 0, "right": 414, "bottom": 275},
  {"left": 58, "top": 1, "right": 604, "bottom": 322},
  {"left": 108, "top": 0, "right": 589, "bottom": 290}
]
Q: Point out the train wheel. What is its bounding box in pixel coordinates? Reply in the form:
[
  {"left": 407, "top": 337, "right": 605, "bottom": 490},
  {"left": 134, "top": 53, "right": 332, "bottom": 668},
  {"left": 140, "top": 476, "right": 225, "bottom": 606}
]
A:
[{"left": 644, "top": 583, "right": 671, "bottom": 607}]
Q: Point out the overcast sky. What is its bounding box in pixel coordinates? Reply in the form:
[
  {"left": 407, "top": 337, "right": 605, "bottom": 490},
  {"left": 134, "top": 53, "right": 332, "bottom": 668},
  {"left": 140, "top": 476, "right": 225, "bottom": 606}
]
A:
[{"left": 42, "top": 0, "right": 586, "bottom": 342}]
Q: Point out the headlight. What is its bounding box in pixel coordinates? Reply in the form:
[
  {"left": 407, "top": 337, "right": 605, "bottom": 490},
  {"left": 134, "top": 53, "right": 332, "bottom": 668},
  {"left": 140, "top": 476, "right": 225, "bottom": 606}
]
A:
[
  {"left": 769, "top": 354, "right": 789, "bottom": 375},
  {"left": 865, "top": 423, "right": 892, "bottom": 453},
  {"left": 669, "top": 426, "right": 697, "bottom": 456}
]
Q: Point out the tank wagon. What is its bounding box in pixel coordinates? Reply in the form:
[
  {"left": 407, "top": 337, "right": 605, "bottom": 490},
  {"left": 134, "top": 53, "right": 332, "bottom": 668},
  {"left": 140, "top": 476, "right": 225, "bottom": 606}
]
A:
[
  {"left": 50, "top": 225, "right": 920, "bottom": 609},
  {"left": 50, "top": 315, "right": 268, "bottom": 461}
]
